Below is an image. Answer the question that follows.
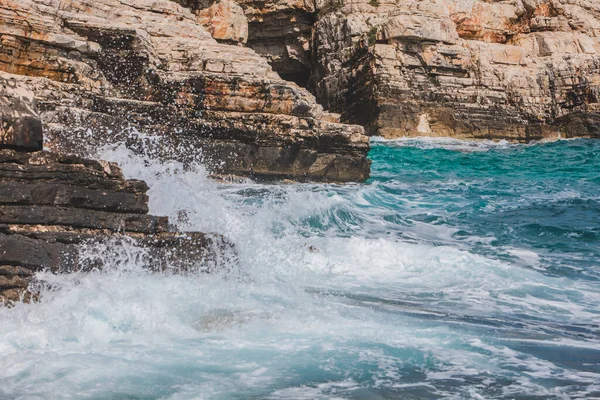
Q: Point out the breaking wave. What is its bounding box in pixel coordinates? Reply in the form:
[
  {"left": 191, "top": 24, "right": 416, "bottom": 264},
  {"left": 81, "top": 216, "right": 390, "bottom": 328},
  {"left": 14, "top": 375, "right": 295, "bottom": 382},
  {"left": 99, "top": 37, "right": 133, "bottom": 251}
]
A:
[{"left": 1, "top": 138, "right": 599, "bottom": 399}]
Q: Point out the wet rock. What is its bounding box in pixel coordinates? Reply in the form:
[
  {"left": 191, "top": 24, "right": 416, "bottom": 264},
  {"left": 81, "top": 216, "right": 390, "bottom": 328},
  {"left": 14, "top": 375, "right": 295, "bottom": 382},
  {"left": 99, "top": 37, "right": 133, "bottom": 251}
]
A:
[
  {"left": 0, "top": 148, "right": 234, "bottom": 304},
  {"left": 0, "top": 24, "right": 240, "bottom": 306},
  {"left": 0, "top": 75, "right": 43, "bottom": 151},
  {"left": 0, "top": 88, "right": 233, "bottom": 304}
]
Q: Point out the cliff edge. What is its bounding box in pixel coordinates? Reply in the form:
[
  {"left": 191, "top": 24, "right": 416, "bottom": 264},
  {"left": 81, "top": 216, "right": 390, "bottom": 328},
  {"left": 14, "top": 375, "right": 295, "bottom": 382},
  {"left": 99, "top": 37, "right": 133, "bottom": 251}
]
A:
[
  {"left": 0, "top": 72, "right": 233, "bottom": 304},
  {"left": 0, "top": 0, "right": 370, "bottom": 182},
  {"left": 231, "top": 0, "right": 600, "bottom": 141}
]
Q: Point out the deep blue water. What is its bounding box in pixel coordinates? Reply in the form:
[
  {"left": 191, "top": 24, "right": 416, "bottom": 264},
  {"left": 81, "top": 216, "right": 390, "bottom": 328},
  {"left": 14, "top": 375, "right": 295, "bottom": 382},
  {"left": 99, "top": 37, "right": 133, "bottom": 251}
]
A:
[{"left": 0, "top": 138, "right": 599, "bottom": 399}]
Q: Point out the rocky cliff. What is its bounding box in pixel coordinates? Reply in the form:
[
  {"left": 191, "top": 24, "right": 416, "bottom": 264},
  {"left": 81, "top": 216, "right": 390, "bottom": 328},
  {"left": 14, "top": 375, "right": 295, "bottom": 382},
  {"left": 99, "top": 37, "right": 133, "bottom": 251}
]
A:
[
  {"left": 2, "top": 0, "right": 598, "bottom": 303},
  {"left": 0, "top": 73, "right": 232, "bottom": 304},
  {"left": 1, "top": 0, "right": 598, "bottom": 172},
  {"left": 0, "top": 0, "right": 370, "bottom": 182},
  {"left": 229, "top": 0, "right": 600, "bottom": 141}
]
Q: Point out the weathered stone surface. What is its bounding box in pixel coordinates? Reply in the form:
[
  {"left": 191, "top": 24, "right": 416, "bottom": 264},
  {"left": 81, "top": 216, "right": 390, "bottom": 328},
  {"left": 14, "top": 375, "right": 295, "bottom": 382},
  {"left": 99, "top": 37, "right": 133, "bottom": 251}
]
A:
[
  {"left": 0, "top": 75, "right": 43, "bottom": 151},
  {"left": 0, "top": 148, "right": 148, "bottom": 193},
  {"left": 231, "top": 0, "right": 317, "bottom": 85},
  {"left": 0, "top": 0, "right": 370, "bottom": 182},
  {"left": 0, "top": 182, "right": 148, "bottom": 213},
  {"left": 0, "top": 206, "right": 167, "bottom": 233},
  {"left": 230, "top": 0, "right": 600, "bottom": 141},
  {"left": 0, "top": 229, "right": 232, "bottom": 303},
  {"left": 0, "top": 148, "right": 233, "bottom": 304},
  {"left": 197, "top": 0, "right": 249, "bottom": 44},
  {"left": 0, "top": 45, "right": 239, "bottom": 305},
  {"left": 0, "top": 89, "right": 232, "bottom": 303},
  {"left": 3, "top": 0, "right": 599, "bottom": 143},
  {"left": 309, "top": 0, "right": 600, "bottom": 140}
]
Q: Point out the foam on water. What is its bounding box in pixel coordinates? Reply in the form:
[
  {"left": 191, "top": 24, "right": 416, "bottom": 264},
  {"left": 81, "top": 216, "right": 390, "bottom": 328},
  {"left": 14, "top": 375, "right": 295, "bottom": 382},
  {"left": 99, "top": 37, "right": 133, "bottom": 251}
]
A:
[
  {"left": 1, "top": 138, "right": 599, "bottom": 399},
  {"left": 370, "top": 136, "right": 515, "bottom": 152}
]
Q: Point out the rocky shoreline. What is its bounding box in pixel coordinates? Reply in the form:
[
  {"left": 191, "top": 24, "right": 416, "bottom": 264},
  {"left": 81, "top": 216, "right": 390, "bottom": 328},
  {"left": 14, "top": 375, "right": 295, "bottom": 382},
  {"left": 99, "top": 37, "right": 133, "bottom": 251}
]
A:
[
  {"left": 0, "top": 0, "right": 370, "bottom": 183},
  {"left": 238, "top": 0, "right": 600, "bottom": 141},
  {"left": 0, "top": 76, "right": 233, "bottom": 304},
  {"left": 1, "top": 0, "right": 598, "bottom": 153}
]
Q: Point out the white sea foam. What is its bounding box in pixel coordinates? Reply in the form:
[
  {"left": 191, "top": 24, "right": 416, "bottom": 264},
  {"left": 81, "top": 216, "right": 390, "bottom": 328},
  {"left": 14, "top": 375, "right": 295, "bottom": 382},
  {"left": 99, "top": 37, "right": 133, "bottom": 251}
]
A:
[
  {"left": 0, "top": 143, "right": 598, "bottom": 399},
  {"left": 506, "top": 248, "right": 542, "bottom": 269},
  {"left": 370, "top": 136, "right": 514, "bottom": 152}
]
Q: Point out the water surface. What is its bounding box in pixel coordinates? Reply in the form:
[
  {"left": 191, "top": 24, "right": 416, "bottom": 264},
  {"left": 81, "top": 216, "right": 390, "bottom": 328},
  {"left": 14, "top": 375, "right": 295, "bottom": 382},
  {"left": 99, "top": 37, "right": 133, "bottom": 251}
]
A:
[{"left": 1, "top": 137, "right": 599, "bottom": 399}]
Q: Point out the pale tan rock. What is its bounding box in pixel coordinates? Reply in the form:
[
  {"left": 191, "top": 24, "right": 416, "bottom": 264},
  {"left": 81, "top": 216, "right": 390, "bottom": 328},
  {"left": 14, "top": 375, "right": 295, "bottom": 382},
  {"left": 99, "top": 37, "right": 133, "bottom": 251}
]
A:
[
  {"left": 308, "top": 0, "right": 600, "bottom": 141},
  {"left": 0, "top": 0, "right": 370, "bottom": 182},
  {"left": 448, "top": 0, "right": 524, "bottom": 43},
  {"left": 382, "top": 5, "right": 459, "bottom": 44},
  {"left": 221, "top": 0, "right": 600, "bottom": 140},
  {"left": 197, "top": 0, "right": 249, "bottom": 43}
]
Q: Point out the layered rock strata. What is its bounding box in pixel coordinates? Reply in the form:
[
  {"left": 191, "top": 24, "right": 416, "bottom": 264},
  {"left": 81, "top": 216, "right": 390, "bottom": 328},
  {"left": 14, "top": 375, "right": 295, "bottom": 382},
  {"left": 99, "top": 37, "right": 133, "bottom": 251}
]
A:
[
  {"left": 231, "top": 0, "right": 600, "bottom": 141},
  {"left": 0, "top": 0, "right": 370, "bottom": 182},
  {"left": 235, "top": 0, "right": 318, "bottom": 86},
  {"left": 0, "top": 74, "right": 232, "bottom": 304},
  {"left": 175, "top": 0, "right": 316, "bottom": 85},
  {"left": 0, "top": 150, "right": 231, "bottom": 303}
]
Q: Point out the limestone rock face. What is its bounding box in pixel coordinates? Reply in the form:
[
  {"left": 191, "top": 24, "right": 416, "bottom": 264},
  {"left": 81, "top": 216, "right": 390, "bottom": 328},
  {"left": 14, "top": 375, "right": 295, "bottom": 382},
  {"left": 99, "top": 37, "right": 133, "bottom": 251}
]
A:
[
  {"left": 197, "top": 0, "right": 249, "bottom": 44},
  {"left": 310, "top": 0, "right": 600, "bottom": 140},
  {"left": 0, "top": 0, "right": 369, "bottom": 182},
  {"left": 231, "top": 0, "right": 600, "bottom": 141},
  {"left": 0, "top": 76, "right": 43, "bottom": 151},
  {"left": 224, "top": 0, "right": 317, "bottom": 85}
]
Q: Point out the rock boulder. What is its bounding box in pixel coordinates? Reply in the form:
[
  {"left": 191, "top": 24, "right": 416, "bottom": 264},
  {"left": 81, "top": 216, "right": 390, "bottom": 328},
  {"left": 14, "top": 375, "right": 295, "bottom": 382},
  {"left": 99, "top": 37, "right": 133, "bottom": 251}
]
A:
[{"left": 197, "top": 0, "right": 249, "bottom": 44}]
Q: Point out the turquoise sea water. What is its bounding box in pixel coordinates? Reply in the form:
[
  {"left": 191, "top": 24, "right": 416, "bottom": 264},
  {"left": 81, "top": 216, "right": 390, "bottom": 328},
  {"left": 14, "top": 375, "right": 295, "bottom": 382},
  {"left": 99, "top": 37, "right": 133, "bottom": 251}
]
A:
[{"left": 1, "top": 138, "right": 599, "bottom": 399}]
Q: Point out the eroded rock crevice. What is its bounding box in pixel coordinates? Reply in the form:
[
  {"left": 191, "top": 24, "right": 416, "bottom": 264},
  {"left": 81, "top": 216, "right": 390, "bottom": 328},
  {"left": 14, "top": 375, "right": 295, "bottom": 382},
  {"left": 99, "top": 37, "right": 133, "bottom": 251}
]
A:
[{"left": 173, "top": 0, "right": 318, "bottom": 89}]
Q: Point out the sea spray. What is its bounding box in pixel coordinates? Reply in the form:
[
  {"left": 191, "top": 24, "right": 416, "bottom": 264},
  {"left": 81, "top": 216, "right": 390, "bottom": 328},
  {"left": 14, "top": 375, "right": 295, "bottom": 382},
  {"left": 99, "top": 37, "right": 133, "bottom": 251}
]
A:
[{"left": 1, "top": 138, "right": 599, "bottom": 399}]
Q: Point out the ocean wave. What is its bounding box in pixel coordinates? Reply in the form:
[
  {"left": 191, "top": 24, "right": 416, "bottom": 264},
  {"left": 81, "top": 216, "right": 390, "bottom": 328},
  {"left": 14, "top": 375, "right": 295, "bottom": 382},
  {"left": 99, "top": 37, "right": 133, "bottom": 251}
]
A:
[{"left": 1, "top": 140, "right": 599, "bottom": 399}]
